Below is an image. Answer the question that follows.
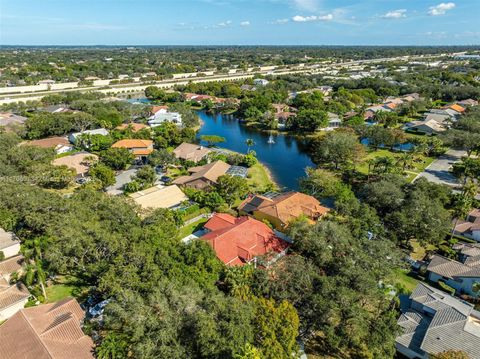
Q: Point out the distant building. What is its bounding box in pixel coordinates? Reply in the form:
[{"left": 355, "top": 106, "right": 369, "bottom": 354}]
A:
[
  {"left": 0, "top": 112, "right": 28, "bottom": 131},
  {"left": 396, "top": 282, "right": 480, "bottom": 358},
  {"left": 37, "top": 79, "right": 56, "bottom": 85},
  {"left": 253, "top": 78, "right": 269, "bottom": 86},
  {"left": 405, "top": 119, "right": 446, "bottom": 135},
  {"left": 148, "top": 112, "right": 182, "bottom": 127},
  {"left": 115, "top": 123, "right": 149, "bottom": 132},
  {"left": 200, "top": 213, "right": 289, "bottom": 266},
  {"left": 68, "top": 128, "right": 109, "bottom": 144},
  {"left": 27, "top": 137, "right": 73, "bottom": 154},
  {"left": 0, "top": 298, "right": 94, "bottom": 359}
]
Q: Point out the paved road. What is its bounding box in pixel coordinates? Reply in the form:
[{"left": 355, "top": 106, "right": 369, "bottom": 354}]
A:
[
  {"left": 415, "top": 149, "right": 466, "bottom": 187},
  {"left": 106, "top": 168, "right": 138, "bottom": 195}
]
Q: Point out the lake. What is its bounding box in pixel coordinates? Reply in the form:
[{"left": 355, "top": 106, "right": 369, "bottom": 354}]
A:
[{"left": 196, "top": 111, "right": 314, "bottom": 190}]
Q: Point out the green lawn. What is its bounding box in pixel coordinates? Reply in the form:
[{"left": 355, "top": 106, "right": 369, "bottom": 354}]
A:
[
  {"left": 178, "top": 217, "right": 208, "bottom": 239},
  {"left": 356, "top": 149, "right": 434, "bottom": 182},
  {"left": 390, "top": 269, "right": 420, "bottom": 294},
  {"left": 45, "top": 275, "right": 89, "bottom": 303},
  {"left": 247, "top": 163, "right": 277, "bottom": 192},
  {"left": 410, "top": 239, "right": 437, "bottom": 261}
]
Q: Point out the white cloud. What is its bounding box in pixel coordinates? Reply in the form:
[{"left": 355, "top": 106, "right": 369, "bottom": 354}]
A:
[
  {"left": 292, "top": 0, "right": 321, "bottom": 12},
  {"left": 216, "top": 20, "right": 232, "bottom": 27},
  {"left": 382, "top": 9, "right": 407, "bottom": 19},
  {"left": 240, "top": 21, "right": 250, "bottom": 26},
  {"left": 292, "top": 13, "right": 333, "bottom": 22},
  {"left": 272, "top": 18, "right": 289, "bottom": 24},
  {"left": 428, "top": 2, "right": 455, "bottom": 16}
]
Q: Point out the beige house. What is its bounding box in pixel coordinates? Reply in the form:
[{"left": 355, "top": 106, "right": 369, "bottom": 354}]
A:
[
  {"left": 52, "top": 152, "right": 98, "bottom": 177},
  {"left": 173, "top": 143, "right": 211, "bottom": 163},
  {"left": 173, "top": 160, "right": 230, "bottom": 190},
  {"left": 0, "top": 255, "right": 29, "bottom": 321},
  {"left": 0, "top": 298, "right": 94, "bottom": 358},
  {"left": 130, "top": 184, "right": 188, "bottom": 210},
  {"left": 0, "top": 227, "right": 21, "bottom": 259}
]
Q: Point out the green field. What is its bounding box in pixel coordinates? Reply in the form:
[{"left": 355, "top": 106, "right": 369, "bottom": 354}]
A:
[
  {"left": 178, "top": 217, "right": 208, "bottom": 239},
  {"left": 390, "top": 269, "right": 420, "bottom": 294},
  {"left": 247, "top": 163, "right": 277, "bottom": 192},
  {"left": 356, "top": 149, "right": 434, "bottom": 182},
  {"left": 45, "top": 275, "right": 89, "bottom": 303}
]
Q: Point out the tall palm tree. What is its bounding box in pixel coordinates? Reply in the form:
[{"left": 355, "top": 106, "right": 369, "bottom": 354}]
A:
[
  {"left": 23, "top": 236, "right": 48, "bottom": 300},
  {"left": 245, "top": 138, "right": 255, "bottom": 153}
]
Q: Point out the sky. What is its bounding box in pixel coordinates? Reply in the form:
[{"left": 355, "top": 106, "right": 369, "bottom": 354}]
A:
[{"left": 0, "top": 0, "right": 479, "bottom": 46}]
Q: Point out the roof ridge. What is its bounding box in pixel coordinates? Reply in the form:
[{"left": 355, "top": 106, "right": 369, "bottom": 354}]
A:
[{"left": 19, "top": 309, "right": 54, "bottom": 359}]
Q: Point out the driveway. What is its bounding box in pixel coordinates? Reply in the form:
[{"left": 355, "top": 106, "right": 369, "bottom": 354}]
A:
[
  {"left": 414, "top": 149, "right": 466, "bottom": 188},
  {"left": 106, "top": 168, "right": 138, "bottom": 195}
]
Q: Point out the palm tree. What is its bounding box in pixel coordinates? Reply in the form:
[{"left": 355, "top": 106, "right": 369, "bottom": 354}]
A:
[
  {"left": 245, "top": 138, "right": 255, "bottom": 153},
  {"left": 397, "top": 152, "right": 414, "bottom": 172},
  {"left": 450, "top": 181, "right": 478, "bottom": 240},
  {"left": 23, "top": 236, "right": 48, "bottom": 300}
]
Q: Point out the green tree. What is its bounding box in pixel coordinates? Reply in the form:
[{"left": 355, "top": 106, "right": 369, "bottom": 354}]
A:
[
  {"left": 216, "top": 175, "right": 249, "bottom": 207},
  {"left": 201, "top": 135, "right": 226, "bottom": 147},
  {"left": 101, "top": 148, "right": 134, "bottom": 170},
  {"left": 313, "top": 131, "right": 364, "bottom": 170},
  {"left": 90, "top": 163, "right": 116, "bottom": 188}
]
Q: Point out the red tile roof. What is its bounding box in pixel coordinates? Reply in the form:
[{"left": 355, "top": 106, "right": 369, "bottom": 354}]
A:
[{"left": 201, "top": 214, "right": 289, "bottom": 266}]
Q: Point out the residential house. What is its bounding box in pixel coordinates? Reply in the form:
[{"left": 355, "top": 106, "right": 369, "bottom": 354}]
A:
[
  {"left": 457, "top": 99, "right": 478, "bottom": 107},
  {"left": 68, "top": 128, "right": 109, "bottom": 144},
  {"left": 453, "top": 208, "right": 480, "bottom": 242},
  {"left": 150, "top": 105, "right": 169, "bottom": 116},
  {"left": 238, "top": 191, "right": 329, "bottom": 230},
  {"left": 26, "top": 136, "right": 73, "bottom": 154},
  {"left": 0, "top": 227, "right": 20, "bottom": 259},
  {"left": 111, "top": 139, "right": 154, "bottom": 160},
  {"left": 52, "top": 152, "right": 98, "bottom": 177},
  {"left": 321, "top": 112, "right": 342, "bottom": 130},
  {"left": 0, "top": 255, "right": 29, "bottom": 321},
  {"left": 444, "top": 103, "right": 466, "bottom": 114},
  {"left": 430, "top": 108, "right": 462, "bottom": 119},
  {"left": 200, "top": 213, "right": 289, "bottom": 266},
  {"left": 173, "top": 160, "right": 230, "bottom": 190},
  {"left": 253, "top": 79, "right": 269, "bottom": 86},
  {"left": 405, "top": 119, "right": 446, "bottom": 135},
  {"left": 426, "top": 253, "right": 480, "bottom": 297},
  {"left": 130, "top": 184, "right": 188, "bottom": 210},
  {"left": 0, "top": 112, "right": 27, "bottom": 131},
  {"left": 424, "top": 112, "right": 453, "bottom": 124},
  {"left": 42, "top": 105, "right": 71, "bottom": 113},
  {"left": 364, "top": 105, "right": 393, "bottom": 120},
  {"left": 115, "top": 123, "right": 148, "bottom": 132},
  {"left": 148, "top": 112, "right": 182, "bottom": 127},
  {"left": 173, "top": 142, "right": 211, "bottom": 163},
  {"left": 396, "top": 282, "right": 480, "bottom": 359},
  {"left": 37, "top": 79, "right": 56, "bottom": 85},
  {"left": 0, "top": 298, "right": 95, "bottom": 359}
]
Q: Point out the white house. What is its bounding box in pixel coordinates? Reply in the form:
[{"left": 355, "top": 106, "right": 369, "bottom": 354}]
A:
[
  {"left": 253, "top": 79, "right": 269, "bottom": 86},
  {"left": 148, "top": 112, "right": 182, "bottom": 127},
  {"left": 68, "top": 128, "right": 109, "bottom": 144},
  {"left": 454, "top": 208, "right": 480, "bottom": 242},
  {"left": 0, "top": 228, "right": 20, "bottom": 259},
  {"left": 321, "top": 112, "right": 342, "bottom": 131}
]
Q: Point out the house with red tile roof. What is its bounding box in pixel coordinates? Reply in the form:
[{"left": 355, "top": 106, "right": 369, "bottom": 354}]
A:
[
  {"left": 200, "top": 213, "right": 289, "bottom": 266},
  {"left": 115, "top": 123, "right": 148, "bottom": 132},
  {"left": 238, "top": 191, "right": 329, "bottom": 230},
  {"left": 111, "top": 139, "right": 154, "bottom": 159}
]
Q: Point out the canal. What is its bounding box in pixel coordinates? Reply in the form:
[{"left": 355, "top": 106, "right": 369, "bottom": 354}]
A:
[{"left": 196, "top": 111, "right": 314, "bottom": 190}]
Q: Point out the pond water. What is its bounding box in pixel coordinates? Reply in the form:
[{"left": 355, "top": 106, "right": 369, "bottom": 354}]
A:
[
  {"left": 360, "top": 138, "right": 414, "bottom": 152},
  {"left": 196, "top": 111, "right": 314, "bottom": 190}
]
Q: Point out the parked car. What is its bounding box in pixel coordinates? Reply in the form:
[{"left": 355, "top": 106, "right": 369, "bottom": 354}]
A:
[{"left": 88, "top": 299, "right": 111, "bottom": 318}]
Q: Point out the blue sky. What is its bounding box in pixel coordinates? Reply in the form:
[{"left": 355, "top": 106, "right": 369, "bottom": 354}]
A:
[{"left": 0, "top": 0, "right": 479, "bottom": 45}]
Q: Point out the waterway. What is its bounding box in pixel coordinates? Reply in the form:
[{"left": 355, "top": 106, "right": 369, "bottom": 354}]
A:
[{"left": 196, "top": 111, "right": 314, "bottom": 190}]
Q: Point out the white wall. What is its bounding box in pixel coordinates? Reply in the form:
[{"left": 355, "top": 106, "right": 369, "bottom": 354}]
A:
[
  {"left": 0, "top": 298, "right": 28, "bottom": 321},
  {"left": 1, "top": 243, "right": 20, "bottom": 258}
]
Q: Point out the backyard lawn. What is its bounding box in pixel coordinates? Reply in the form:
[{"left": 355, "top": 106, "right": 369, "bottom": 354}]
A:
[
  {"left": 45, "top": 275, "right": 89, "bottom": 303},
  {"left": 390, "top": 268, "right": 420, "bottom": 294},
  {"left": 178, "top": 217, "right": 208, "bottom": 239},
  {"left": 247, "top": 163, "right": 277, "bottom": 192},
  {"left": 356, "top": 149, "right": 434, "bottom": 182}
]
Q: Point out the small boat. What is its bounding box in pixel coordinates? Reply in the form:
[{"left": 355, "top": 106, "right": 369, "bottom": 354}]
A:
[{"left": 267, "top": 134, "right": 275, "bottom": 144}]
